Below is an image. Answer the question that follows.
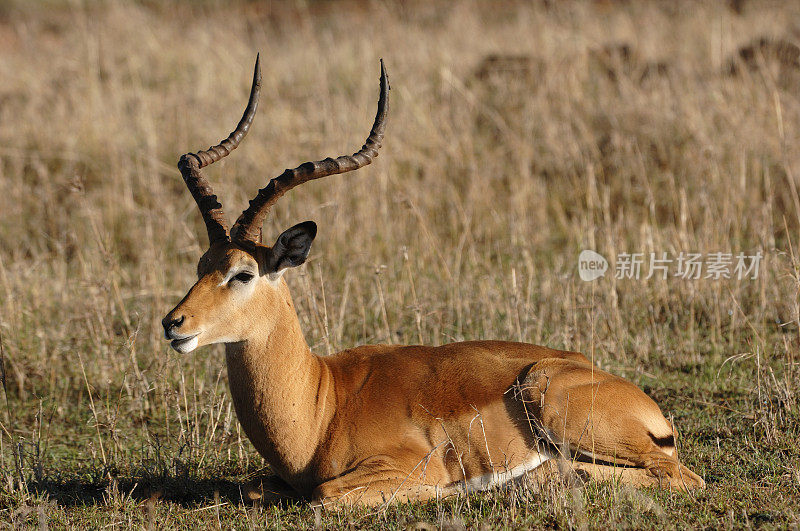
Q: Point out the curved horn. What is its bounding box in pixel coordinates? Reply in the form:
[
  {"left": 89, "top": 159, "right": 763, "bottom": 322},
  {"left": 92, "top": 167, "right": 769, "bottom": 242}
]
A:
[
  {"left": 178, "top": 54, "right": 262, "bottom": 243},
  {"left": 231, "top": 59, "right": 389, "bottom": 244}
]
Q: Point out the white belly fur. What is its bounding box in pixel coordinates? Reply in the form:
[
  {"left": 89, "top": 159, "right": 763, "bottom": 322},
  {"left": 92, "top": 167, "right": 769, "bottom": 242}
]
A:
[{"left": 455, "top": 451, "right": 552, "bottom": 493}]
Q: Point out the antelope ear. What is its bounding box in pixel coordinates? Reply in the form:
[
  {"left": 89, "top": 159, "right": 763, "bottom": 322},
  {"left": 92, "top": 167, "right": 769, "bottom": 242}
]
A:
[{"left": 266, "top": 221, "right": 317, "bottom": 278}]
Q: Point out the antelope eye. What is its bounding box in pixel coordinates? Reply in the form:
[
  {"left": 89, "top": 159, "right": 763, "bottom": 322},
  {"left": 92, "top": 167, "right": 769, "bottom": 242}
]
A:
[{"left": 233, "top": 271, "right": 255, "bottom": 284}]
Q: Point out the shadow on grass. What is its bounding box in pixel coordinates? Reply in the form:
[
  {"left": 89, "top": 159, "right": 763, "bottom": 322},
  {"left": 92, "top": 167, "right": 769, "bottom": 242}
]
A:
[{"left": 28, "top": 475, "right": 304, "bottom": 509}]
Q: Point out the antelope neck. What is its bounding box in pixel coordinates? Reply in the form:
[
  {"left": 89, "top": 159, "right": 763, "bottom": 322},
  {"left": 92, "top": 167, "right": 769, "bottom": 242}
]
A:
[{"left": 223, "top": 281, "right": 335, "bottom": 484}]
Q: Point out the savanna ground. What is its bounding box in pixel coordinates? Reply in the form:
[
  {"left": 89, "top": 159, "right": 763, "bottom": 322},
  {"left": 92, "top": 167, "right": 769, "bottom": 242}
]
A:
[{"left": 0, "top": 0, "right": 799, "bottom": 527}]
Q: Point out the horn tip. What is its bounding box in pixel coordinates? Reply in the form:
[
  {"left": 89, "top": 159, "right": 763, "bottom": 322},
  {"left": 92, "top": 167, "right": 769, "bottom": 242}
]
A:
[{"left": 379, "top": 58, "right": 389, "bottom": 91}]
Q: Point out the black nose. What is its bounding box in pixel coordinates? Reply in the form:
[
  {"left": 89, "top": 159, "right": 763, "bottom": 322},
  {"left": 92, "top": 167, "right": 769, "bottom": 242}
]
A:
[{"left": 162, "top": 314, "right": 185, "bottom": 333}]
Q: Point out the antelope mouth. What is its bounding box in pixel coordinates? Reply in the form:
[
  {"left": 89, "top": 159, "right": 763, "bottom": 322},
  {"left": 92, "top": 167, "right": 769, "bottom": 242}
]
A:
[{"left": 170, "top": 333, "right": 200, "bottom": 353}]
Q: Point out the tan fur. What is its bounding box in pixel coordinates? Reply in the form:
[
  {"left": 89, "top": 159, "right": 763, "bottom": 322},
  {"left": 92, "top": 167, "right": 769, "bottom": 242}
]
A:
[{"left": 163, "top": 242, "right": 705, "bottom": 508}]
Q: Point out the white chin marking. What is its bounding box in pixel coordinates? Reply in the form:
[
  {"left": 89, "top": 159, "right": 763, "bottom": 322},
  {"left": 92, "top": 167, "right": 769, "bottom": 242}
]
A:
[{"left": 171, "top": 336, "right": 199, "bottom": 354}]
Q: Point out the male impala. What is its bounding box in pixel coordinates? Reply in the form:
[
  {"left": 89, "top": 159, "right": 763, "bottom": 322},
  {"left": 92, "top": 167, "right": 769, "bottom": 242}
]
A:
[{"left": 162, "top": 56, "right": 705, "bottom": 507}]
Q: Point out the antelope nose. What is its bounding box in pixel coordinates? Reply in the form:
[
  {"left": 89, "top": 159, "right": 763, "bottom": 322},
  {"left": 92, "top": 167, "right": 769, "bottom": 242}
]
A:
[{"left": 162, "top": 315, "right": 185, "bottom": 337}]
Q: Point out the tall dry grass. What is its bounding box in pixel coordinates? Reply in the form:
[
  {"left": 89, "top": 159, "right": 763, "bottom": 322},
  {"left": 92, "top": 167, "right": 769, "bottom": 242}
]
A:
[{"left": 0, "top": 0, "right": 799, "bottom": 525}]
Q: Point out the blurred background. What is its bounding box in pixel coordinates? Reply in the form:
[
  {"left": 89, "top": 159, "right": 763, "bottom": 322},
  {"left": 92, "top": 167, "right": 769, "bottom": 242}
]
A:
[{"left": 0, "top": 0, "right": 799, "bottom": 526}]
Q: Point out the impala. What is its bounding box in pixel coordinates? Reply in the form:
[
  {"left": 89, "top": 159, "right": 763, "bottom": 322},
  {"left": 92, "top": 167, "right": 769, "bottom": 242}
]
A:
[{"left": 162, "top": 56, "right": 705, "bottom": 507}]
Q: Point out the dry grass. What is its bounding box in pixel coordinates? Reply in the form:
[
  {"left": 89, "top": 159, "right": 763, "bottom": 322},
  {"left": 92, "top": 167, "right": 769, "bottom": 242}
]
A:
[{"left": 0, "top": 0, "right": 799, "bottom": 527}]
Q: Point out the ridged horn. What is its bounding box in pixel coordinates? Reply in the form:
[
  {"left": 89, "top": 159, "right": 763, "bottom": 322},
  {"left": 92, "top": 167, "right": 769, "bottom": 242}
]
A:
[
  {"left": 177, "top": 54, "right": 262, "bottom": 243},
  {"left": 230, "top": 59, "right": 389, "bottom": 244}
]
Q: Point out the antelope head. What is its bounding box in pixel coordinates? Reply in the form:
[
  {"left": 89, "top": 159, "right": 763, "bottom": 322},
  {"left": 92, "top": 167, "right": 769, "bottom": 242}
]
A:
[{"left": 162, "top": 56, "right": 389, "bottom": 353}]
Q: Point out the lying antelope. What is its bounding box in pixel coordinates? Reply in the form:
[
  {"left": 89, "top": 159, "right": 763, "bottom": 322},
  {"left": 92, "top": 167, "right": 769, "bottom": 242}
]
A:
[{"left": 162, "top": 56, "right": 705, "bottom": 507}]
